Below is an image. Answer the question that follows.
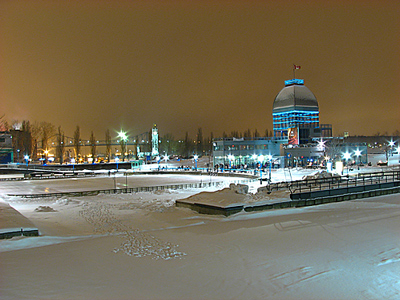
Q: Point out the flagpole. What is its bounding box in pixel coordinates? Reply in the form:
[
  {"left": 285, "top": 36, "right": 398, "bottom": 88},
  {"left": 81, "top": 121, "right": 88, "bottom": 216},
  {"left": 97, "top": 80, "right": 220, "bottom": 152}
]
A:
[{"left": 293, "top": 64, "right": 295, "bottom": 79}]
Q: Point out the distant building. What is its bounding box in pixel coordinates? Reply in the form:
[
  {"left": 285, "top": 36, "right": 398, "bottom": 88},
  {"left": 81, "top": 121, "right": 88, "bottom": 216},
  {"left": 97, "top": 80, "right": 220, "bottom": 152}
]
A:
[
  {"left": 273, "top": 78, "right": 332, "bottom": 144},
  {"left": 0, "top": 131, "right": 13, "bottom": 163},
  {"left": 212, "top": 137, "right": 287, "bottom": 168}
]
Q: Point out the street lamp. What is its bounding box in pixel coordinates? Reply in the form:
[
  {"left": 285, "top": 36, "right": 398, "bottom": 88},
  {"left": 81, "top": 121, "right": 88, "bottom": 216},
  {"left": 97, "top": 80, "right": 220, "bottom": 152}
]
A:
[
  {"left": 164, "top": 155, "right": 169, "bottom": 170},
  {"left": 71, "top": 158, "right": 76, "bottom": 173},
  {"left": 24, "top": 155, "right": 29, "bottom": 169},
  {"left": 115, "top": 156, "right": 119, "bottom": 172},
  {"left": 258, "top": 155, "right": 265, "bottom": 183},
  {"left": 44, "top": 149, "right": 49, "bottom": 165},
  {"left": 343, "top": 151, "right": 351, "bottom": 174},
  {"left": 354, "top": 149, "right": 362, "bottom": 165},
  {"left": 118, "top": 131, "right": 128, "bottom": 162},
  {"left": 156, "top": 155, "right": 160, "bottom": 170},
  {"left": 267, "top": 154, "right": 273, "bottom": 183},
  {"left": 194, "top": 154, "right": 198, "bottom": 170},
  {"left": 227, "top": 154, "right": 234, "bottom": 170}
]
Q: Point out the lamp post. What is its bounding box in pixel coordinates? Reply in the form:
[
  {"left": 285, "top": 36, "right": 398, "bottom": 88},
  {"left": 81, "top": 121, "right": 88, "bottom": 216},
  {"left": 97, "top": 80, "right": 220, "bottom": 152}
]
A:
[
  {"left": 267, "top": 154, "right": 273, "bottom": 183},
  {"left": 227, "top": 154, "right": 234, "bottom": 171},
  {"left": 343, "top": 151, "right": 351, "bottom": 174},
  {"left": 156, "top": 155, "right": 160, "bottom": 170},
  {"left": 71, "top": 158, "right": 75, "bottom": 174},
  {"left": 252, "top": 154, "right": 258, "bottom": 172},
  {"left": 163, "top": 155, "right": 169, "bottom": 170},
  {"left": 194, "top": 154, "right": 198, "bottom": 170},
  {"left": 44, "top": 149, "right": 49, "bottom": 165},
  {"left": 118, "top": 131, "right": 128, "bottom": 162},
  {"left": 354, "top": 149, "right": 362, "bottom": 167},
  {"left": 115, "top": 156, "right": 119, "bottom": 172},
  {"left": 24, "top": 155, "right": 29, "bottom": 170},
  {"left": 258, "top": 155, "right": 264, "bottom": 184}
]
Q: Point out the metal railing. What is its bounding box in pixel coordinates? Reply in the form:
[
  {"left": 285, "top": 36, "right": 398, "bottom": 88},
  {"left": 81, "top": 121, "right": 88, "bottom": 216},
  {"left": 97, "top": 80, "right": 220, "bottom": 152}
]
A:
[{"left": 288, "top": 170, "right": 400, "bottom": 198}]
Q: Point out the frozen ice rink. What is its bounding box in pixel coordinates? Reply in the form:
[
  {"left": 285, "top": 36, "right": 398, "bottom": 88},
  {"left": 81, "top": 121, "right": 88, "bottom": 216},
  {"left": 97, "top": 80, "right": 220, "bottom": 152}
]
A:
[{"left": 1, "top": 162, "right": 400, "bottom": 299}]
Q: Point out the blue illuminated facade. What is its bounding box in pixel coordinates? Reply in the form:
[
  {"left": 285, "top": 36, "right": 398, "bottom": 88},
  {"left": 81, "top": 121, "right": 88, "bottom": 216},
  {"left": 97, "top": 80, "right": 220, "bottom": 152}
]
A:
[{"left": 273, "top": 79, "right": 320, "bottom": 141}]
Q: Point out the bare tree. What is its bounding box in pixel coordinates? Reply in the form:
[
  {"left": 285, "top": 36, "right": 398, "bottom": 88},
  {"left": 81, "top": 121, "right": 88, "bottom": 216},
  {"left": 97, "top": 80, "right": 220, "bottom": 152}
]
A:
[
  {"left": 243, "top": 129, "right": 251, "bottom": 138},
  {"left": 326, "top": 138, "right": 343, "bottom": 163},
  {"left": 119, "top": 136, "right": 126, "bottom": 161},
  {"left": 196, "top": 127, "right": 203, "bottom": 155},
  {"left": 40, "top": 121, "right": 55, "bottom": 152},
  {"left": 89, "top": 131, "right": 96, "bottom": 163},
  {"left": 183, "top": 131, "right": 191, "bottom": 158},
  {"left": 20, "top": 121, "right": 33, "bottom": 160},
  {"left": 73, "top": 126, "right": 81, "bottom": 161},
  {"left": 56, "top": 126, "right": 65, "bottom": 164},
  {"left": 105, "top": 129, "right": 111, "bottom": 162},
  {"left": 30, "top": 122, "right": 41, "bottom": 160}
]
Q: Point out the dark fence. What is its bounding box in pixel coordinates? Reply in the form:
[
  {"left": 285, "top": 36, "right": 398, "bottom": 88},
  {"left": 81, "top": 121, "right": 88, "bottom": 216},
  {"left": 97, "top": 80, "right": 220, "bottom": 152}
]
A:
[
  {"left": 290, "top": 170, "right": 400, "bottom": 200},
  {"left": 8, "top": 181, "right": 231, "bottom": 199}
]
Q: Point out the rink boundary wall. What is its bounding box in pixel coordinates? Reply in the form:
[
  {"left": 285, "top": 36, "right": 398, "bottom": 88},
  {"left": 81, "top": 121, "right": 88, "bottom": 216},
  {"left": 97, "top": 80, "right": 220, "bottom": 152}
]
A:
[
  {"left": 7, "top": 178, "right": 255, "bottom": 199},
  {"left": 0, "top": 228, "right": 39, "bottom": 239},
  {"left": 176, "top": 185, "right": 400, "bottom": 216}
]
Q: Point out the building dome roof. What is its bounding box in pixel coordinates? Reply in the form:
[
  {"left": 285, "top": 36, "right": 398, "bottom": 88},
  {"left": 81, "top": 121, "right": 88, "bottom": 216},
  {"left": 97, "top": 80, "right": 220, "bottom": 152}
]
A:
[{"left": 273, "top": 81, "right": 318, "bottom": 113}]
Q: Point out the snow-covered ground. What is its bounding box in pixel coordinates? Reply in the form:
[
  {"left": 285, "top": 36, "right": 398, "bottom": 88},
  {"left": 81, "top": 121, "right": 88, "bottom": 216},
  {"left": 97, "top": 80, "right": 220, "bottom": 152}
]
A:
[{"left": 1, "top": 156, "right": 400, "bottom": 299}]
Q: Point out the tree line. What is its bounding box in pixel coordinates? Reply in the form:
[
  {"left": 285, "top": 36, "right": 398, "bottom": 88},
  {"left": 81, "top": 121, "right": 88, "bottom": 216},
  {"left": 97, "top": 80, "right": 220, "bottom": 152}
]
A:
[{"left": 2, "top": 116, "right": 276, "bottom": 163}]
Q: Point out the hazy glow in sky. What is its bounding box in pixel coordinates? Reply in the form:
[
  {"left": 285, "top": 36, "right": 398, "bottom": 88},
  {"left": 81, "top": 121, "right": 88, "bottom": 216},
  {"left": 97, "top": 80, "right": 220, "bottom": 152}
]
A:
[{"left": 1, "top": 0, "right": 399, "bottom": 138}]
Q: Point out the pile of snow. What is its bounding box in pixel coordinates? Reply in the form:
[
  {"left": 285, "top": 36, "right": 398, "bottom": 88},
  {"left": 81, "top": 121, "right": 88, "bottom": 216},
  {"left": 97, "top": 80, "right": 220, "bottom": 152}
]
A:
[
  {"left": 182, "top": 183, "right": 291, "bottom": 207},
  {"left": 302, "top": 170, "right": 341, "bottom": 180},
  {"left": 229, "top": 183, "right": 249, "bottom": 194},
  {"left": 34, "top": 206, "right": 57, "bottom": 212}
]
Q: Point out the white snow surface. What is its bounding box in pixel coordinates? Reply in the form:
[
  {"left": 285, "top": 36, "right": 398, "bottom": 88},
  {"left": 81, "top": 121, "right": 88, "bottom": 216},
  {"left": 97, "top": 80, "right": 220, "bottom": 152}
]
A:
[{"left": 1, "top": 159, "right": 400, "bottom": 300}]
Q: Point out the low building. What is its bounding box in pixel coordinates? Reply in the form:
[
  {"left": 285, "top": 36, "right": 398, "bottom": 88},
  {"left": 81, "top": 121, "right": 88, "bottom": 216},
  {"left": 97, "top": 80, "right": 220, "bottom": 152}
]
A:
[
  {"left": 212, "top": 137, "right": 287, "bottom": 168},
  {"left": 0, "top": 131, "right": 14, "bottom": 164},
  {"left": 283, "top": 138, "right": 368, "bottom": 168}
]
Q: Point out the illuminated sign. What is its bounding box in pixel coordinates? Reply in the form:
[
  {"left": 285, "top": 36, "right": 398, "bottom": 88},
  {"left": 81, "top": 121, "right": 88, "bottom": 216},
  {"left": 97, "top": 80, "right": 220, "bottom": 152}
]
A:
[
  {"left": 285, "top": 79, "right": 304, "bottom": 86},
  {"left": 288, "top": 127, "right": 299, "bottom": 145}
]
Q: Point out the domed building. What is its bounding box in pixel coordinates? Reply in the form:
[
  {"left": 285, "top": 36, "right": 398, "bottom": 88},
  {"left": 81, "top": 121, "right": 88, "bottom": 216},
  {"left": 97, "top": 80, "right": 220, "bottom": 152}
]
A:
[{"left": 272, "top": 79, "right": 321, "bottom": 144}]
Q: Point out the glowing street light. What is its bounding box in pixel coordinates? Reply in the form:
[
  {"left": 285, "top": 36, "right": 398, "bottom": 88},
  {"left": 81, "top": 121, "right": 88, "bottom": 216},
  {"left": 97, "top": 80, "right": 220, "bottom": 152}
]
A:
[
  {"left": 354, "top": 149, "right": 362, "bottom": 165},
  {"left": 343, "top": 151, "right": 351, "bottom": 161},
  {"left": 118, "top": 131, "right": 128, "bottom": 162},
  {"left": 343, "top": 151, "right": 351, "bottom": 174},
  {"left": 317, "top": 139, "right": 326, "bottom": 151},
  {"left": 118, "top": 131, "right": 128, "bottom": 141}
]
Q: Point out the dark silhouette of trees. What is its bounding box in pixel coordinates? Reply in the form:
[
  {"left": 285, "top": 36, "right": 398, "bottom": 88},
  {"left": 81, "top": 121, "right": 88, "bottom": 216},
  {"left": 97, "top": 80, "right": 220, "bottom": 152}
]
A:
[
  {"left": 73, "top": 126, "right": 81, "bottom": 161},
  {"left": 89, "top": 131, "right": 96, "bottom": 163},
  {"left": 56, "top": 126, "right": 65, "bottom": 164}
]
